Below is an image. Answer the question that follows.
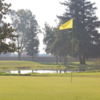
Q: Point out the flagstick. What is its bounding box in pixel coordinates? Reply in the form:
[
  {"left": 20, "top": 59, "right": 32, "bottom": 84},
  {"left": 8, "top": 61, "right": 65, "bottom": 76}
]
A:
[
  {"left": 71, "top": 26, "right": 74, "bottom": 83},
  {"left": 59, "top": 18, "right": 73, "bottom": 83}
]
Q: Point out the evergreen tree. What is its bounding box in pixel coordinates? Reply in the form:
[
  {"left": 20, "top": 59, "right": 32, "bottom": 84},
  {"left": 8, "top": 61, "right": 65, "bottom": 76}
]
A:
[
  {"left": 26, "top": 14, "right": 39, "bottom": 61},
  {"left": 0, "top": 0, "right": 18, "bottom": 54},
  {"left": 43, "top": 22, "right": 55, "bottom": 54},
  {"left": 58, "top": 0, "right": 100, "bottom": 64}
]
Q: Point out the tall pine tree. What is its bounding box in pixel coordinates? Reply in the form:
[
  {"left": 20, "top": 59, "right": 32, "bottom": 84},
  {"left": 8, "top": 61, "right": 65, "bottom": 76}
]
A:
[
  {"left": 26, "top": 14, "right": 39, "bottom": 61},
  {"left": 43, "top": 22, "right": 55, "bottom": 54},
  {"left": 58, "top": 0, "right": 100, "bottom": 64}
]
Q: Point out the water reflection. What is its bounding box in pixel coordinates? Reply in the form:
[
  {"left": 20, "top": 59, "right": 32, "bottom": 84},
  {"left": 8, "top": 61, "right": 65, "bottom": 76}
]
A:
[{"left": 5, "top": 70, "right": 74, "bottom": 74}]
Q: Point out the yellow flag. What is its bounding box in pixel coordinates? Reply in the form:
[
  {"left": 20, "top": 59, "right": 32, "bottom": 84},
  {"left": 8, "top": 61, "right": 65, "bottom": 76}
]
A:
[{"left": 59, "top": 18, "right": 73, "bottom": 30}]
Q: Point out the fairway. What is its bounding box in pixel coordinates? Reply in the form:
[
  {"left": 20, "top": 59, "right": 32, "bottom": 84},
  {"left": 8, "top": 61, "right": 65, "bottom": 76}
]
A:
[{"left": 0, "top": 76, "right": 100, "bottom": 100}]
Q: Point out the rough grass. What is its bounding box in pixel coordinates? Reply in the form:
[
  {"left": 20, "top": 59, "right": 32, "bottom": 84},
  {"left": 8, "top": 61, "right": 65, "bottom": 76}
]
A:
[
  {"left": 0, "top": 61, "right": 97, "bottom": 72},
  {"left": 66, "top": 62, "right": 94, "bottom": 67},
  {"left": 0, "top": 61, "right": 66, "bottom": 71},
  {"left": 0, "top": 76, "right": 100, "bottom": 100}
]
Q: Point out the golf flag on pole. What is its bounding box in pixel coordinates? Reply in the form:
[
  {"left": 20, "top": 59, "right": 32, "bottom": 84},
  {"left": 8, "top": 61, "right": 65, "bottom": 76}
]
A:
[
  {"left": 59, "top": 18, "right": 73, "bottom": 30},
  {"left": 59, "top": 18, "right": 74, "bottom": 83}
]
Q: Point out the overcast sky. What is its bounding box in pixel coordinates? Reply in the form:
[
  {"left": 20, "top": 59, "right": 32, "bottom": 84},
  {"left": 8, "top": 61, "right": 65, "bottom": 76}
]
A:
[{"left": 5, "top": 0, "right": 100, "bottom": 54}]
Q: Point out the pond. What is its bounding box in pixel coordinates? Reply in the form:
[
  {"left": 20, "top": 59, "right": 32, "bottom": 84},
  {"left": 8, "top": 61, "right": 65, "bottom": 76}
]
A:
[{"left": 5, "top": 69, "right": 73, "bottom": 74}]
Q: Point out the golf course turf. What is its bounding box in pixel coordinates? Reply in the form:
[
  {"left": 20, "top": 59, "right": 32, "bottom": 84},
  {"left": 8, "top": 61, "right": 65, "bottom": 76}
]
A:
[
  {"left": 0, "top": 61, "right": 100, "bottom": 100},
  {"left": 0, "top": 76, "right": 100, "bottom": 100}
]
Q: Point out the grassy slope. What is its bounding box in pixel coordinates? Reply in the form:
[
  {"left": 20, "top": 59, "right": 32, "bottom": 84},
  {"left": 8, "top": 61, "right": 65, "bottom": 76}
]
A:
[
  {"left": 0, "top": 61, "right": 66, "bottom": 70},
  {"left": 0, "top": 61, "right": 94, "bottom": 68},
  {"left": 0, "top": 61, "right": 98, "bottom": 73},
  {"left": 0, "top": 76, "right": 100, "bottom": 100}
]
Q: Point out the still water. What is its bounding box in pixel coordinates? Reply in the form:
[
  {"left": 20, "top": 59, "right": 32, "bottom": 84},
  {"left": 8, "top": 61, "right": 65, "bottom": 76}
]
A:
[{"left": 6, "top": 70, "right": 72, "bottom": 74}]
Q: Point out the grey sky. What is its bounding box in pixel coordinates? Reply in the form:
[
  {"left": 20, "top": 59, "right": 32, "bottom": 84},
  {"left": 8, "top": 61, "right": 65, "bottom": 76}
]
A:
[
  {"left": 5, "top": 0, "right": 100, "bottom": 54},
  {"left": 6, "top": 0, "right": 65, "bottom": 27}
]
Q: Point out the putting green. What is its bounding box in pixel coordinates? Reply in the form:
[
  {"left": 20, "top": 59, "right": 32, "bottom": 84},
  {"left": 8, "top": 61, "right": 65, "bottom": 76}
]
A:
[{"left": 0, "top": 76, "right": 100, "bottom": 100}]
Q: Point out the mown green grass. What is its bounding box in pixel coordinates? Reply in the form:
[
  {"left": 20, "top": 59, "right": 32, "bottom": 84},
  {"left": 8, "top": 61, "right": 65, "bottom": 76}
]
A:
[{"left": 0, "top": 76, "right": 100, "bottom": 100}]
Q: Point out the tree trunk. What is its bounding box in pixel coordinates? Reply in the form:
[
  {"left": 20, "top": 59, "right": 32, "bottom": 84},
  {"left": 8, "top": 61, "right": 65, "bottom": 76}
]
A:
[
  {"left": 59, "top": 56, "right": 62, "bottom": 62},
  {"left": 59, "top": 70, "right": 61, "bottom": 73},
  {"left": 57, "top": 70, "right": 59, "bottom": 73},
  {"left": 56, "top": 56, "right": 58, "bottom": 65},
  {"left": 79, "top": 54, "right": 86, "bottom": 65},
  {"left": 18, "top": 70, "right": 21, "bottom": 74},
  {"left": 64, "top": 57, "right": 67, "bottom": 66},
  {"left": 18, "top": 53, "right": 21, "bottom": 60},
  {"left": 79, "top": 55, "right": 83, "bottom": 64},
  {"left": 17, "top": 38, "right": 21, "bottom": 61},
  {"left": 82, "top": 54, "right": 86, "bottom": 64},
  {"left": 32, "top": 55, "right": 34, "bottom": 62}
]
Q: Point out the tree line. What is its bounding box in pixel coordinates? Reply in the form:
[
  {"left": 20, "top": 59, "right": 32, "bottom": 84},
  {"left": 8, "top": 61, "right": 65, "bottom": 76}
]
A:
[
  {"left": 0, "top": 0, "right": 40, "bottom": 61},
  {"left": 0, "top": 0, "right": 100, "bottom": 65},
  {"left": 43, "top": 0, "right": 100, "bottom": 65}
]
